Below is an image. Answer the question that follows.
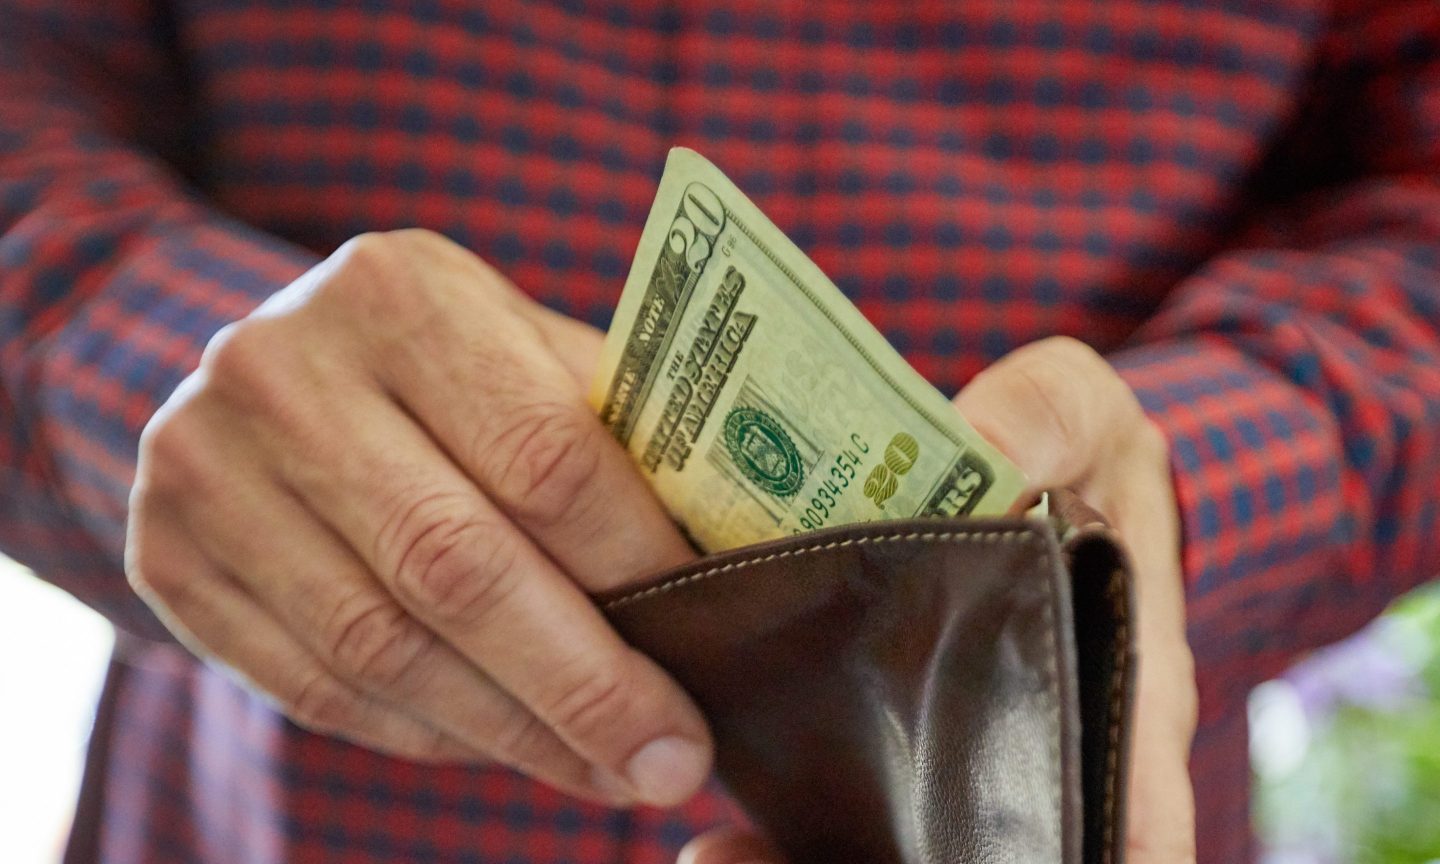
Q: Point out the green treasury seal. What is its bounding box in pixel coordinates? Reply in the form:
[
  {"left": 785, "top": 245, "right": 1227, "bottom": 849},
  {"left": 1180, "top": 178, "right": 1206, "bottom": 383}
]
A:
[{"left": 722, "top": 406, "right": 805, "bottom": 497}]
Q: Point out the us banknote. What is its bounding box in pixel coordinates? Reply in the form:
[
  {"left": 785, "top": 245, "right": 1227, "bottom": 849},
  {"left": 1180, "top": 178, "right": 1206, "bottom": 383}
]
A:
[{"left": 590, "top": 148, "right": 1028, "bottom": 553}]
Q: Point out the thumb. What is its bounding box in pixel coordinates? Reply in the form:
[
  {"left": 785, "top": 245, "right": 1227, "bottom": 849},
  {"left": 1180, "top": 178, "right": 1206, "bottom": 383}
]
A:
[{"left": 953, "top": 336, "right": 1135, "bottom": 491}]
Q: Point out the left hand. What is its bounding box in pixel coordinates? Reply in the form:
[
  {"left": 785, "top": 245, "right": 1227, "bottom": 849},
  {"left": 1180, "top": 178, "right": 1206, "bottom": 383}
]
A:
[{"left": 678, "top": 336, "right": 1199, "bottom": 864}]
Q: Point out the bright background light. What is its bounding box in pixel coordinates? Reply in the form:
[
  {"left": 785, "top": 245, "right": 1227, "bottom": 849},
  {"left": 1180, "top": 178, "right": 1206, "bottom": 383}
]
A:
[{"left": 0, "top": 557, "right": 112, "bottom": 864}]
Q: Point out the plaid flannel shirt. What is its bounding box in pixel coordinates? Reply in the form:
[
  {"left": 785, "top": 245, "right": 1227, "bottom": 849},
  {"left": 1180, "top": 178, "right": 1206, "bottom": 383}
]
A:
[{"left": 2, "top": 1, "right": 1438, "bottom": 861}]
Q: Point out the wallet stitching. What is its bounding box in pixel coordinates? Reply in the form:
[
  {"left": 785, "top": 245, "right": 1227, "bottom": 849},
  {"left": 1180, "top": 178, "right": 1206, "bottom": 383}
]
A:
[
  {"left": 603, "top": 529, "right": 1043, "bottom": 610},
  {"left": 1102, "top": 565, "right": 1129, "bottom": 864}
]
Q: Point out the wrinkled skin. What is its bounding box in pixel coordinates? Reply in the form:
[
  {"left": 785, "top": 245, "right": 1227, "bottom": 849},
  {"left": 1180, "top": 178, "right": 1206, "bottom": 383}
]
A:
[{"left": 128, "top": 229, "right": 710, "bottom": 808}]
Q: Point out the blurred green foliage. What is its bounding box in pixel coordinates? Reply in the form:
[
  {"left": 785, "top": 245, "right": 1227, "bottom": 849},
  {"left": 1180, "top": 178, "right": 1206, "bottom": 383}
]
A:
[{"left": 1255, "top": 582, "right": 1440, "bottom": 863}]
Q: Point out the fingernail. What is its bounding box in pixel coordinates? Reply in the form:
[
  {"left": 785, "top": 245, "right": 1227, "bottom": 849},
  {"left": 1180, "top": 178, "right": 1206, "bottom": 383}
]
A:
[{"left": 625, "top": 736, "right": 709, "bottom": 806}]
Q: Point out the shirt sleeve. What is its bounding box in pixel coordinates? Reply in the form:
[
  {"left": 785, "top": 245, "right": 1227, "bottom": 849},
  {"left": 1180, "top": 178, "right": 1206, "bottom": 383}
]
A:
[
  {"left": 0, "top": 1, "right": 318, "bottom": 640},
  {"left": 1108, "top": 0, "right": 1440, "bottom": 719}
]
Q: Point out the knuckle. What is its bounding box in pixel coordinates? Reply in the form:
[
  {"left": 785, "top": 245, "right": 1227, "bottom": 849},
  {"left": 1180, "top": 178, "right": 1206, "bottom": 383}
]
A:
[
  {"left": 489, "top": 705, "right": 556, "bottom": 767},
  {"left": 1034, "top": 335, "right": 1132, "bottom": 404},
  {"left": 123, "top": 523, "right": 174, "bottom": 602},
  {"left": 1001, "top": 336, "right": 1131, "bottom": 461},
  {"left": 541, "top": 656, "right": 637, "bottom": 745},
  {"left": 289, "top": 671, "right": 359, "bottom": 733},
  {"left": 201, "top": 320, "right": 276, "bottom": 388},
  {"left": 338, "top": 229, "right": 456, "bottom": 283},
  {"left": 388, "top": 227, "right": 454, "bottom": 254},
  {"left": 1009, "top": 351, "right": 1089, "bottom": 451},
  {"left": 336, "top": 231, "right": 403, "bottom": 274},
  {"left": 382, "top": 498, "right": 523, "bottom": 624},
  {"left": 122, "top": 501, "right": 200, "bottom": 613},
  {"left": 199, "top": 321, "right": 301, "bottom": 418},
  {"left": 393, "top": 727, "right": 461, "bottom": 765},
  {"left": 197, "top": 320, "right": 325, "bottom": 443},
  {"left": 326, "top": 231, "right": 451, "bottom": 330},
  {"left": 124, "top": 554, "right": 168, "bottom": 602},
  {"left": 322, "top": 233, "right": 409, "bottom": 307},
  {"left": 135, "top": 406, "right": 216, "bottom": 500},
  {"left": 325, "top": 597, "right": 432, "bottom": 692},
  {"left": 122, "top": 551, "right": 152, "bottom": 596},
  {"left": 384, "top": 228, "right": 489, "bottom": 280},
  {"left": 1033, "top": 334, "right": 1101, "bottom": 365},
  {"left": 486, "top": 402, "right": 603, "bottom": 527}
]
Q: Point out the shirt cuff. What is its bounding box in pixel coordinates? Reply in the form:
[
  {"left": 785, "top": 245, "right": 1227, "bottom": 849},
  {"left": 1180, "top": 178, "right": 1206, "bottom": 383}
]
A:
[{"left": 1107, "top": 337, "right": 1349, "bottom": 602}]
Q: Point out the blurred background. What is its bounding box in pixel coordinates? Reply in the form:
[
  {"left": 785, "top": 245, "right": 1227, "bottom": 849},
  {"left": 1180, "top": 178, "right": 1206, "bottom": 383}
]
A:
[
  {"left": 2, "top": 552, "right": 1438, "bottom": 863},
  {"left": 0, "top": 556, "right": 111, "bottom": 864},
  {"left": 1252, "top": 580, "right": 1440, "bottom": 862}
]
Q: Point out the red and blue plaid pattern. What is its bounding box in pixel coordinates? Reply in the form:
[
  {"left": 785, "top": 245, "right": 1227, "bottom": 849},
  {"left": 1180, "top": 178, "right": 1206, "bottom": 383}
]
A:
[{"left": 2, "top": 1, "right": 1439, "bottom": 861}]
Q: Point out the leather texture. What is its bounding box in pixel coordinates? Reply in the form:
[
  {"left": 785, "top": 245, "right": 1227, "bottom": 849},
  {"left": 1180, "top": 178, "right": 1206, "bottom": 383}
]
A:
[{"left": 603, "top": 495, "right": 1135, "bottom": 864}]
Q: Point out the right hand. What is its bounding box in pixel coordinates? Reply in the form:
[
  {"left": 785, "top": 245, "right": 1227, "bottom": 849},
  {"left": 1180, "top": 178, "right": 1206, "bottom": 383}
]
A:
[{"left": 125, "top": 229, "right": 710, "bottom": 808}]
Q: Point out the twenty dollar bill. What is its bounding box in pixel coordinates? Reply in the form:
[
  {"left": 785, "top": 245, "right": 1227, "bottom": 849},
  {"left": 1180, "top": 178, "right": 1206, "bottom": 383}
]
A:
[{"left": 590, "top": 148, "right": 1027, "bottom": 553}]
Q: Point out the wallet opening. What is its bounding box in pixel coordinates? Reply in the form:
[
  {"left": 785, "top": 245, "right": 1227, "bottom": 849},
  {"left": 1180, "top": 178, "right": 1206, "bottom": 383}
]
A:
[
  {"left": 603, "top": 508, "right": 1136, "bottom": 864},
  {"left": 1066, "top": 526, "right": 1137, "bottom": 864}
]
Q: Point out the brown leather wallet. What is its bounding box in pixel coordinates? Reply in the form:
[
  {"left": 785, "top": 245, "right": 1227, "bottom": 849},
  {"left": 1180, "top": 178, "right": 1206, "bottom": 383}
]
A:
[{"left": 602, "top": 492, "right": 1136, "bottom": 864}]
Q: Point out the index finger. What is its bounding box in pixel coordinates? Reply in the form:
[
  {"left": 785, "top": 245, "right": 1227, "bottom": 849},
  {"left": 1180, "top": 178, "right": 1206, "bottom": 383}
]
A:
[
  {"left": 272, "top": 388, "right": 714, "bottom": 807},
  {"left": 367, "top": 260, "right": 695, "bottom": 592}
]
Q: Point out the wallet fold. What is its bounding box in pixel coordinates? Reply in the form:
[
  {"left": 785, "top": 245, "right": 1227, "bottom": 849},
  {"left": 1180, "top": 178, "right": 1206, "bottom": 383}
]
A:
[{"left": 604, "top": 496, "right": 1135, "bottom": 864}]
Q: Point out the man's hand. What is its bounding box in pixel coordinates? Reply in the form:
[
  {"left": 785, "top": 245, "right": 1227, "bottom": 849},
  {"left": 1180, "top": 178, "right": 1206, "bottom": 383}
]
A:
[
  {"left": 126, "top": 229, "right": 710, "bottom": 808},
  {"left": 679, "top": 336, "right": 1198, "bottom": 863}
]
